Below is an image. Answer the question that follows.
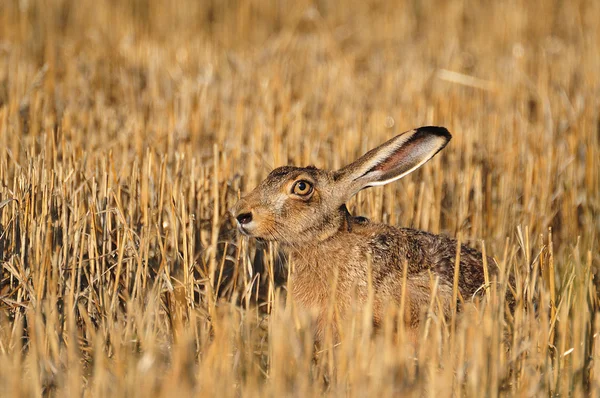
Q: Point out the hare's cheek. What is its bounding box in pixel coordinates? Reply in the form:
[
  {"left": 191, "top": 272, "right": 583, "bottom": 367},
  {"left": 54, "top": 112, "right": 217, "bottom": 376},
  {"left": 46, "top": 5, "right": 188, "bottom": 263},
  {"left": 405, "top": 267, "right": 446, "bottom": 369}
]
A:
[{"left": 271, "top": 194, "right": 288, "bottom": 214}]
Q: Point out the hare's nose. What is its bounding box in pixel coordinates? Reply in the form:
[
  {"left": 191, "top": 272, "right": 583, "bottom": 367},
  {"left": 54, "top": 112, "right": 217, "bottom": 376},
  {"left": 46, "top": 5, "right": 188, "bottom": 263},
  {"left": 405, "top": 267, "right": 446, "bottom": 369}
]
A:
[{"left": 236, "top": 212, "right": 253, "bottom": 225}]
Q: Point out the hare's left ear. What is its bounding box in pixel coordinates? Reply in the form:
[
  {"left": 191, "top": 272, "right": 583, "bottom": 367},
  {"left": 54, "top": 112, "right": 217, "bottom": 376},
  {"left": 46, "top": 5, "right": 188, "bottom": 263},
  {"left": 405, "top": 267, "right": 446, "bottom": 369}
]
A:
[{"left": 333, "top": 126, "right": 451, "bottom": 197}]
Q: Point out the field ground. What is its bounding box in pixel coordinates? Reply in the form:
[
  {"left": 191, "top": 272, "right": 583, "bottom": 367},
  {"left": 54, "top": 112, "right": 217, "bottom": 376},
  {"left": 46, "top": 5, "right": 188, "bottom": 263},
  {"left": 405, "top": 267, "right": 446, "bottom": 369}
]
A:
[{"left": 0, "top": 0, "right": 599, "bottom": 396}]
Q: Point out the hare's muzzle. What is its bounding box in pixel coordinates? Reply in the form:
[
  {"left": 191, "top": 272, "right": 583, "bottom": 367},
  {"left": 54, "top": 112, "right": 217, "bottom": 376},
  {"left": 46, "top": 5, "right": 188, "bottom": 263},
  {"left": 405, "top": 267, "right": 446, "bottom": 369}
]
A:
[{"left": 230, "top": 200, "right": 255, "bottom": 235}]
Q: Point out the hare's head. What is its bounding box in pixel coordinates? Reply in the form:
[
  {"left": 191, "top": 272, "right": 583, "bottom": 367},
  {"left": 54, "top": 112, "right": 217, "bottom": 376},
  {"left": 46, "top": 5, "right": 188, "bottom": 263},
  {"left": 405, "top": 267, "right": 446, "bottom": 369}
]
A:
[{"left": 231, "top": 126, "right": 451, "bottom": 246}]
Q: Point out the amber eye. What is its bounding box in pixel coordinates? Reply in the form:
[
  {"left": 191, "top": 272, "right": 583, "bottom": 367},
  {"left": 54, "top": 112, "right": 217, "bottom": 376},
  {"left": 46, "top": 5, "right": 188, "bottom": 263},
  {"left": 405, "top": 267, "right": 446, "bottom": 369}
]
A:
[{"left": 292, "top": 180, "right": 313, "bottom": 196}]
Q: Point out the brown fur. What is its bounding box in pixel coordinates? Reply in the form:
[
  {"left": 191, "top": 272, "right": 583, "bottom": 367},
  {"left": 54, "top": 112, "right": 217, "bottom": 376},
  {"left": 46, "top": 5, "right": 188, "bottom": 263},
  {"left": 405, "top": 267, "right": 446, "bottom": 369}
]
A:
[
  {"left": 231, "top": 127, "right": 502, "bottom": 341},
  {"left": 286, "top": 211, "right": 491, "bottom": 340}
]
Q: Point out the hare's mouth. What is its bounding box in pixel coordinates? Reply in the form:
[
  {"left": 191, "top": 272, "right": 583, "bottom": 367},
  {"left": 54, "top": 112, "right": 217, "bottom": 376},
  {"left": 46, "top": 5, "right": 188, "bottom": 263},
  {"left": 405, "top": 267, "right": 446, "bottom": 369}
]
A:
[
  {"left": 236, "top": 223, "right": 255, "bottom": 237},
  {"left": 237, "top": 223, "right": 273, "bottom": 242},
  {"left": 237, "top": 225, "right": 250, "bottom": 236}
]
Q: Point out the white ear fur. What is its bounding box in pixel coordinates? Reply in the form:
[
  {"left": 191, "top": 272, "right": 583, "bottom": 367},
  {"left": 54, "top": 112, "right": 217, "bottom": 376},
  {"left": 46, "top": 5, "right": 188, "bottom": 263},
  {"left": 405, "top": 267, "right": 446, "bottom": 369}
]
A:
[{"left": 334, "top": 126, "right": 451, "bottom": 196}]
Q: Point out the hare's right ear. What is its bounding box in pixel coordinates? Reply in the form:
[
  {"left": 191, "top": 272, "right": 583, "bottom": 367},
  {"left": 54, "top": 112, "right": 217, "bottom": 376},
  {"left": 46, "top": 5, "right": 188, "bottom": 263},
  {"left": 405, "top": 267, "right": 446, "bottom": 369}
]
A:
[{"left": 333, "top": 126, "right": 451, "bottom": 199}]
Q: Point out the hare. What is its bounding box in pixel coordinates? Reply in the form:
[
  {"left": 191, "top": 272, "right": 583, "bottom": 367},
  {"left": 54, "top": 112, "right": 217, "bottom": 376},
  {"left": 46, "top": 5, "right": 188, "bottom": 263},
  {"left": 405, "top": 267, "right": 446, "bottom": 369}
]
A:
[{"left": 231, "top": 126, "right": 500, "bottom": 341}]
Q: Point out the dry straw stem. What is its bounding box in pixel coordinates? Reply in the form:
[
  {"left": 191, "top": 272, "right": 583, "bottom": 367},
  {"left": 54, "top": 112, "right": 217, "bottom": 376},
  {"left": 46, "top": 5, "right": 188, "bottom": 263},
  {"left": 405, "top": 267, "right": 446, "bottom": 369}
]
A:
[{"left": 0, "top": 0, "right": 599, "bottom": 396}]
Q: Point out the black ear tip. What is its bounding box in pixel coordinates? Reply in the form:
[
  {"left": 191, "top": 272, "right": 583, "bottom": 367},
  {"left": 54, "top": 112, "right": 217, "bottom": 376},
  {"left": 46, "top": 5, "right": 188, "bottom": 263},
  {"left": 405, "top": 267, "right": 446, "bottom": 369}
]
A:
[{"left": 416, "top": 126, "right": 452, "bottom": 141}]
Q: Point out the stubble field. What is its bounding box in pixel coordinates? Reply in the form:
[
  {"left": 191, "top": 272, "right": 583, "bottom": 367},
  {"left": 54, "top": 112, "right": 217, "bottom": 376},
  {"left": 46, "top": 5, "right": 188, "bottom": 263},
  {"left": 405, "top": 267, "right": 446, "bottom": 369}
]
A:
[{"left": 0, "top": 0, "right": 599, "bottom": 396}]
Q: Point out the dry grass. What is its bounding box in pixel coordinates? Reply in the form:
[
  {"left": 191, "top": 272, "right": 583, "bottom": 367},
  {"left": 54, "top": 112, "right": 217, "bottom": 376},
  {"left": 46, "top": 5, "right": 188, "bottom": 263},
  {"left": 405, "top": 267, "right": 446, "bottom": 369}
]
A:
[{"left": 0, "top": 0, "right": 599, "bottom": 396}]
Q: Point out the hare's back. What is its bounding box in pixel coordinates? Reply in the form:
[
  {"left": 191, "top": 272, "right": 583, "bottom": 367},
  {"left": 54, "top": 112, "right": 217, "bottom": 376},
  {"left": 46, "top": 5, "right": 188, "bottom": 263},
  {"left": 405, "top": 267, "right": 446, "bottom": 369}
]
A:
[
  {"left": 396, "top": 228, "right": 490, "bottom": 298},
  {"left": 354, "top": 220, "right": 490, "bottom": 299}
]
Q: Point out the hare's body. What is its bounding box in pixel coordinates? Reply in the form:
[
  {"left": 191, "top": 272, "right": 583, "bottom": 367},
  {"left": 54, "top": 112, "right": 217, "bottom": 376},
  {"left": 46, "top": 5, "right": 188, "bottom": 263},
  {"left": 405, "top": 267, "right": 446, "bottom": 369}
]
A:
[
  {"left": 289, "top": 214, "right": 488, "bottom": 339},
  {"left": 231, "top": 126, "right": 500, "bottom": 339}
]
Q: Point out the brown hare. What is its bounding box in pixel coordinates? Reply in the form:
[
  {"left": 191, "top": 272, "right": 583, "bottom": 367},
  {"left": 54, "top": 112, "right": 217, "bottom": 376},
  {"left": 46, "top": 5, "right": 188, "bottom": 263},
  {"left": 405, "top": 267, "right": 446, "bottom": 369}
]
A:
[{"left": 231, "top": 126, "right": 499, "bottom": 341}]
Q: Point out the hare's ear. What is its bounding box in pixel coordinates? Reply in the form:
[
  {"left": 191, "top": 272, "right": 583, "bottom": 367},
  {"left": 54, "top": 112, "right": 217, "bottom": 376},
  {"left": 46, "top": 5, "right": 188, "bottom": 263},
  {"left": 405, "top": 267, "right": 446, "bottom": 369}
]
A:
[{"left": 334, "top": 126, "right": 451, "bottom": 197}]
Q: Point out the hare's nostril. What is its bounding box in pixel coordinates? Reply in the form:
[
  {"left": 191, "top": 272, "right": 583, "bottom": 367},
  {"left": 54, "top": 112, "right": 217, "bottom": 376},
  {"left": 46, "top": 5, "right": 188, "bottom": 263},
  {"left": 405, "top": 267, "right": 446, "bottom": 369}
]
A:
[{"left": 236, "top": 212, "right": 253, "bottom": 225}]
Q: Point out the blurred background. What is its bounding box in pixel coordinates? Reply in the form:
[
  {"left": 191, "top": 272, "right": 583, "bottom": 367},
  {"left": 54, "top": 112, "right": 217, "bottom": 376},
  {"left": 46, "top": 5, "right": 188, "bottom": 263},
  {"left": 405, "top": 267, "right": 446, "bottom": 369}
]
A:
[
  {"left": 2, "top": 0, "right": 598, "bottom": 241},
  {"left": 0, "top": 0, "right": 599, "bottom": 395}
]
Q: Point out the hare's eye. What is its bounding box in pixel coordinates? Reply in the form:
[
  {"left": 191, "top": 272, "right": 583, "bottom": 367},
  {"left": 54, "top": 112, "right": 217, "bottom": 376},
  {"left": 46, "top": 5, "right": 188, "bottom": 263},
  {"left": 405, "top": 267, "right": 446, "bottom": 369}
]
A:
[{"left": 292, "top": 180, "right": 313, "bottom": 196}]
